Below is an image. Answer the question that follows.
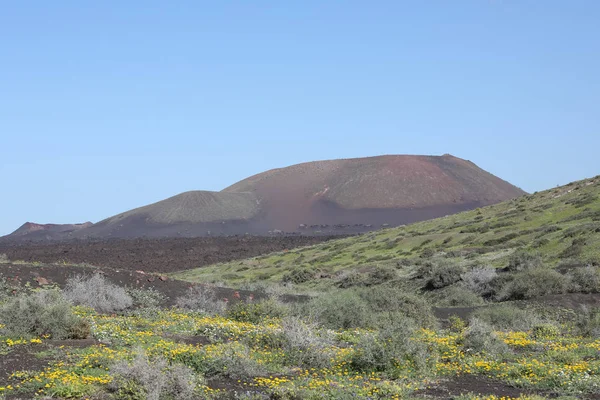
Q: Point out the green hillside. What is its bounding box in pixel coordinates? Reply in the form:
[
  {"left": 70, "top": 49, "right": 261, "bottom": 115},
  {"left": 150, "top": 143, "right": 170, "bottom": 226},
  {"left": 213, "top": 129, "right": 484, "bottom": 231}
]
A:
[{"left": 176, "top": 175, "right": 600, "bottom": 300}]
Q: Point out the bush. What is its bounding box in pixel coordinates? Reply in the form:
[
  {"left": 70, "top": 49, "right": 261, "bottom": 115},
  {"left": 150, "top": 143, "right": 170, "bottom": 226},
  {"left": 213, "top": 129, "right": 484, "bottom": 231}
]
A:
[
  {"left": 175, "top": 285, "right": 226, "bottom": 316},
  {"left": 462, "top": 318, "right": 508, "bottom": 357},
  {"left": 0, "top": 254, "right": 8, "bottom": 263},
  {"left": 575, "top": 307, "right": 600, "bottom": 338},
  {"left": 128, "top": 287, "right": 166, "bottom": 309},
  {"left": 506, "top": 251, "right": 543, "bottom": 272},
  {"left": 305, "top": 287, "right": 436, "bottom": 330},
  {"left": 109, "top": 352, "right": 202, "bottom": 400},
  {"left": 425, "top": 262, "right": 464, "bottom": 289},
  {"left": 282, "top": 268, "right": 314, "bottom": 284},
  {"left": 472, "top": 305, "right": 542, "bottom": 331},
  {"left": 350, "top": 319, "right": 433, "bottom": 376},
  {"left": 226, "top": 298, "right": 288, "bottom": 324},
  {"left": 198, "top": 342, "right": 266, "bottom": 379},
  {"left": 532, "top": 324, "right": 560, "bottom": 339},
  {"left": 432, "top": 285, "right": 484, "bottom": 307},
  {"left": 304, "top": 290, "right": 373, "bottom": 329},
  {"left": 461, "top": 267, "right": 497, "bottom": 295},
  {"left": 335, "top": 266, "right": 397, "bottom": 288},
  {"left": 279, "top": 317, "right": 333, "bottom": 369},
  {"left": 0, "top": 290, "right": 87, "bottom": 339},
  {"left": 568, "top": 266, "right": 600, "bottom": 293},
  {"left": 498, "top": 268, "right": 571, "bottom": 300},
  {"left": 64, "top": 274, "right": 133, "bottom": 313}
]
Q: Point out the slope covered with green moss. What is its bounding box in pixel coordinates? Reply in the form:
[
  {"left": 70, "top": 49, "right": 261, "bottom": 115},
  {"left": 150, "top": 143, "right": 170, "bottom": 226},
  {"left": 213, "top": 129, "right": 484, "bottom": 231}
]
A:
[{"left": 175, "top": 176, "right": 600, "bottom": 299}]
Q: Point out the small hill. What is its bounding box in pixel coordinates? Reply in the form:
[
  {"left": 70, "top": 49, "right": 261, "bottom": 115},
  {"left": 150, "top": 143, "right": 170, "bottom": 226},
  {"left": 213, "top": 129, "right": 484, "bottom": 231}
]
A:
[
  {"left": 2, "top": 154, "right": 525, "bottom": 240},
  {"left": 4, "top": 222, "right": 93, "bottom": 241},
  {"left": 175, "top": 175, "right": 600, "bottom": 293}
]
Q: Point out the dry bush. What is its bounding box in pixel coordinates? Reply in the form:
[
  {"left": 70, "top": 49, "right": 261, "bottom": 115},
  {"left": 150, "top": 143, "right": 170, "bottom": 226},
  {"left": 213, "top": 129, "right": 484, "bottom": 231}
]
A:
[
  {"left": 461, "top": 266, "right": 497, "bottom": 295},
  {"left": 175, "top": 285, "right": 226, "bottom": 316},
  {"left": 109, "top": 352, "right": 203, "bottom": 400},
  {"left": 462, "top": 318, "right": 508, "bottom": 357},
  {"left": 280, "top": 316, "right": 334, "bottom": 369},
  {"left": 64, "top": 273, "right": 133, "bottom": 313}
]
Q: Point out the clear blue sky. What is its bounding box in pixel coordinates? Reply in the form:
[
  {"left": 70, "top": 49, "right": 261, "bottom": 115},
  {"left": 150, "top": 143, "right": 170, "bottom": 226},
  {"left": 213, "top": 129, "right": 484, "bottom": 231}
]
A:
[{"left": 1, "top": 1, "right": 599, "bottom": 235}]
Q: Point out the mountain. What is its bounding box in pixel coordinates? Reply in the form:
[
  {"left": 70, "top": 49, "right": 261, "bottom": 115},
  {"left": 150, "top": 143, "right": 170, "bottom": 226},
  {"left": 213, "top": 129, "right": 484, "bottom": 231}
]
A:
[{"left": 2, "top": 154, "right": 525, "bottom": 240}]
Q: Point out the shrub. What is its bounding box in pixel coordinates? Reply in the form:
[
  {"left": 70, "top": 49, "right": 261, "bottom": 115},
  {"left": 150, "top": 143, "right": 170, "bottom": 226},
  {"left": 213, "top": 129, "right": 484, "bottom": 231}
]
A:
[
  {"left": 462, "top": 318, "right": 508, "bottom": 357},
  {"left": 199, "top": 343, "right": 266, "bottom": 379},
  {"left": 461, "top": 267, "right": 497, "bottom": 295},
  {"left": 358, "top": 287, "right": 437, "bottom": 329},
  {"left": 574, "top": 307, "right": 600, "bottom": 338},
  {"left": 226, "top": 298, "right": 288, "bottom": 324},
  {"left": 128, "top": 287, "right": 167, "bottom": 309},
  {"left": 426, "top": 262, "right": 464, "bottom": 289},
  {"left": 335, "top": 266, "right": 397, "bottom": 288},
  {"left": 448, "top": 315, "right": 467, "bottom": 333},
  {"left": 472, "top": 305, "right": 542, "bottom": 331},
  {"left": 306, "top": 287, "right": 437, "bottom": 330},
  {"left": 0, "top": 290, "right": 85, "bottom": 339},
  {"left": 304, "top": 290, "right": 373, "bottom": 329},
  {"left": 532, "top": 324, "right": 560, "bottom": 339},
  {"left": 568, "top": 266, "right": 600, "bottom": 293},
  {"left": 64, "top": 274, "right": 133, "bottom": 313},
  {"left": 175, "top": 285, "right": 226, "bottom": 316},
  {"left": 433, "top": 285, "right": 484, "bottom": 307},
  {"left": 506, "top": 251, "right": 543, "bottom": 272},
  {"left": 109, "top": 352, "right": 202, "bottom": 400},
  {"left": 282, "top": 268, "right": 314, "bottom": 284},
  {"left": 0, "top": 254, "right": 8, "bottom": 263},
  {"left": 279, "top": 317, "right": 333, "bottom": 369},
  {"left": 350, "top": 319, "right": 433, "bottom": 376},
  {"left": 498, "top": 268, "right": 570, "bottom": 300}
]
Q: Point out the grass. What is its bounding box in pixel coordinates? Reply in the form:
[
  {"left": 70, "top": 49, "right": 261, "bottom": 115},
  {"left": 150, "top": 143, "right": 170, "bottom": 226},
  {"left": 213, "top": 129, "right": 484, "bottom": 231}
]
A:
[{"left": 174, "top": 176, "right": 600, "bottom": 293}]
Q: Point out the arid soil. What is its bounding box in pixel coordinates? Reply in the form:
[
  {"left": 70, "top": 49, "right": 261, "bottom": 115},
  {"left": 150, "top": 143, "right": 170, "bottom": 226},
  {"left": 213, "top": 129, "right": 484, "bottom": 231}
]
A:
[{"left": 0, "top": 236, "right": 339, "bottom": 273}]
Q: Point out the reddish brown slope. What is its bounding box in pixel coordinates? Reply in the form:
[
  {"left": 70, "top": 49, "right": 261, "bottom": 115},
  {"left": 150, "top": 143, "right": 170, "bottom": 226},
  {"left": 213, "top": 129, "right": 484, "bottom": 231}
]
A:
[{"left": 222, "top": 154, "right": 525, "bottom": 230}]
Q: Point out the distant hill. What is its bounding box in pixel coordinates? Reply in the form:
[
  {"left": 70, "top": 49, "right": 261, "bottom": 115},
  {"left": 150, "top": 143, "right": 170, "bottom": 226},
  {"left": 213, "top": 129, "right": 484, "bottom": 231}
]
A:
[
  {"left": 2, "top": 154, "right": 525, "bottom": 240},
  {"left": 7, "top": 222, "right": 93, "bottom": 241}
]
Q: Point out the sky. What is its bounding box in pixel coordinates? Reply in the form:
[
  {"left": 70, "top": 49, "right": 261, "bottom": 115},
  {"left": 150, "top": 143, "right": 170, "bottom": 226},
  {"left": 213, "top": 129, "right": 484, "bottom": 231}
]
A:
[{"left": 1, "top": 1, "right": 599, "bottom": 235}]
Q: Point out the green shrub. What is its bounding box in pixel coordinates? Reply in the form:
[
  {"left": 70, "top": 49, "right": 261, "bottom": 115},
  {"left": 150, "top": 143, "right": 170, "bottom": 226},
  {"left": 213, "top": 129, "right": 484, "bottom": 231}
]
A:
[
  {"left": 532, "top": 324, "right": 560, "bottom": 339},
  {"left": 335, "top": 266, "right": 397, "bottom": 288},
  {"left": 568, "top": 266, "right": 600, "bottom": 293},
  {"left": 432, "top": 285, "right": 484, "bottom": 307},
  {"left": 304, "top": 290, "right": 373, "bottom": 329},
  {"left": 226, "top": 298, "right": 288, "bottom": 324},
  {"left": 282, "top": 268, "right": 314, "bottom": 284},
  {"left": 349, "top": 319, "right": 433, "bottom": 376},
  {"left": 128, "top": 287, "right": 166, "bottom": 309},
  {"left": 472, "top": 305, "right": 542, "bottom": 331},
  {"left": 358, "top": 286, "right": 437, "bottom": 329},
  {"left": 575, "top": 307, "right": 600, "bottom": 338},
  {"left": 0, "top": 290, "right": 85, "bottom": 339},
  {"left": 498, "top": 268, "right": 570, "bottom": 300},
  {"left": 426, "top": 263, "right": 464, "bottom": 289},
  {"left": 462, "top": 318, "right": 508, "bottom": 357},
  {"left": 506, "top": 251, "right": 543, "bottom": 272}
]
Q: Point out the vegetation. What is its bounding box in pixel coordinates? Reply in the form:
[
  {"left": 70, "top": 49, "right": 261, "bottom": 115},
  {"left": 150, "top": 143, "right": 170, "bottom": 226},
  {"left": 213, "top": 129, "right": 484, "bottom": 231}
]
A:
[
  {"left": 1, "top": 176, "right": 600, "bottom": 398},
  {"left": 175, "top": 176, "right": 600, "bottom": 305}
]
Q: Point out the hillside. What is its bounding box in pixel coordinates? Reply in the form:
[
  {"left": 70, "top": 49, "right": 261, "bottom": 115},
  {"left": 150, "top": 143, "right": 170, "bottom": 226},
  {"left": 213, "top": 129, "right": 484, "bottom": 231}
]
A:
[
  {"left": 2, "top": 154, "right": 525, "bottom": 240},
  {"left": 175, "top": 175, "right": 600, "bottom": 296}
]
